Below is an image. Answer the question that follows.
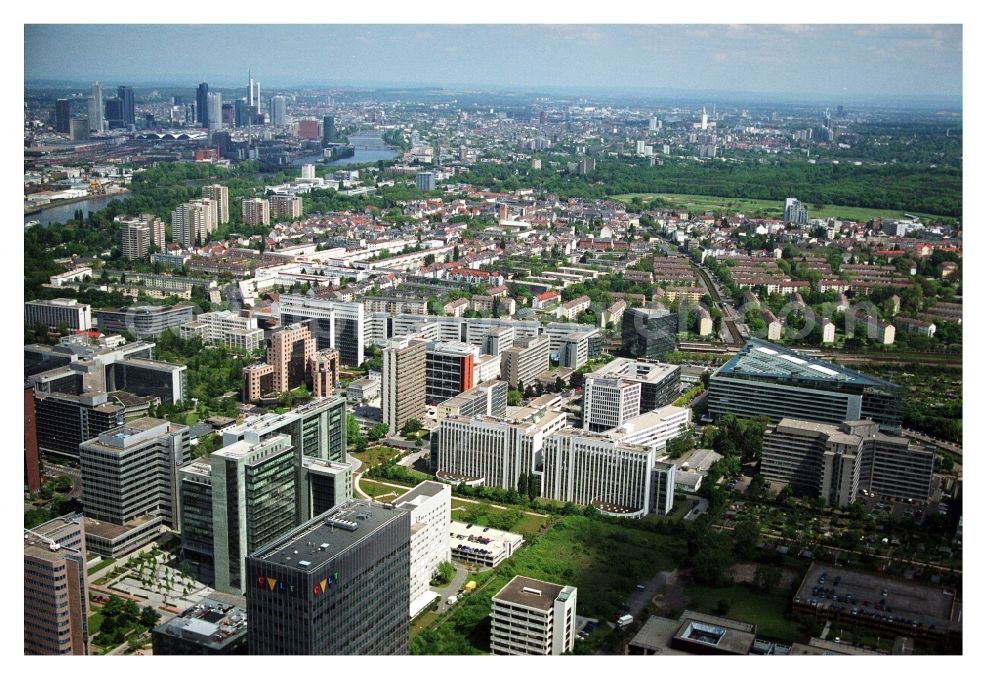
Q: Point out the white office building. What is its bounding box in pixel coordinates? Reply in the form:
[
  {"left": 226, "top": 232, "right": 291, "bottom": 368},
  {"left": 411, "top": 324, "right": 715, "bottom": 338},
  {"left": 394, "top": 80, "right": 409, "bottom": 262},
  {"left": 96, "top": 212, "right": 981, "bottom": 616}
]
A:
[
  {"left": 394, "top": 481, "right": 452, "bottom": 618},
  {"left": 582, "top": 376, "right": 641, "bottom": 432},
  {"left": 491, "top": 576, "right": 577, "bottom": 656},
  {"left": 275, "top": 295, "right": 366, "bottom": 367}
]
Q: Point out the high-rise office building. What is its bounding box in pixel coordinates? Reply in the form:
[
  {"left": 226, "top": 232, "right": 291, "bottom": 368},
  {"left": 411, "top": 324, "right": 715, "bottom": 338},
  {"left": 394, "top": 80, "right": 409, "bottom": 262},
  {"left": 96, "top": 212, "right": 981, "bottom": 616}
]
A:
[
  {"left": 246, "top": 499, "right": 411, "bottom": 655},
  {"left": 586, "top": 358, "right": 681, "bottom": 416},
  {"left": 206, "top": 92, "right": 223, "bottom": 129},
  {"left": 93, "top": 303, "right": 195, "bottom": 340},
  {"left": 33, "top": 391, "right": 125, "bottom": 458},
  {"left": 621, "top": 307, "right": 678, "bottom": 359},
  {"left": 178, "top": 458, "right": 214, "bottom": 580},
  {"left": 196, "top": 82, "right": 209, "bottom": 127},
  {"left": 425, "top": 341, "right": 477, "bottom": 404},
  {"left": 69, "top": 116, "right": 89, "bottom": 140},
  {"left": 79, "top": 418, "right": 191, "bottom": 556},
  {"left": 88, "top": 81, "right": 103, "bottom": 131},
  {"left": 55, "top": 98, "right": 70, "bottom": 133},
  {"left": 104, "top": 97, "right": 125, "bottom": 129},
  {"left": 25, "top": 385, "right": 42, "bottom": 492},
  {"left": 24, "top": 298, "right": 92, "bottom": 331},
  {"left": 582, "top": 376, "right": 641, "bottom": 432},
  {"left": 117, "top": 85, "right": 135, "bottom": 126},
  {"left": 761, "top": 417, "right": 935, "bottom": 506},
  {"left": 276, "top": 295, "right": 366, "bottom": 367},
  {"left": 322, "top": 115, "right": 336, "bottom": 146},
  {"left": 310, "top": 349, "right": 339, "bottom": 398},
  {"left": 24, "top": 515, "right": 90, "bottom": 655},
  {"left": 491, "top": 576, "right": 577, "bottom": 656},
  {"left": 784, "top": 197, "right": 809, "bottom": 224},
  {"left": 241, "top": 322, "right": 321, "bottom": 402},
  {"left": 394, "top": 481, "right": 452, "bottom": 617},
  {"left": 201, "top": 184, "right": 230, "bottom": 225},
  {"left": 210, "top": 434, "right": 298, "bottom": 594},
  {"left": 242, "top": 198, "right": 270, "bottom": 226},
  {"left": 707, "top": 339, "right": 903, "bottom": 432},
  {"left": 434, "top": 408, "right": 567, "bottom": 490},
  {"left": 541, "top": 429, "right": 655, "bottom": 517},
  {"left": 501, "top": 334, "right": 550, "bottom": 388},
  {"left": 382, "top": 336, "right": 427, "bottom": 434},
  {"left": 270, "top": 96, "right": 288, "bottom": 126}
]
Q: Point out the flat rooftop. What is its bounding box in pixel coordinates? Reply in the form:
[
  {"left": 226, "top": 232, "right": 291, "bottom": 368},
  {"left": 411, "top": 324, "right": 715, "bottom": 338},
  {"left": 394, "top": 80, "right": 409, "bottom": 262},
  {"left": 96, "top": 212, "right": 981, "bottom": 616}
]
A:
[
  {"left": 629, "top": 616, "right": 685, "bottom": 655},
  {"left": 393, "top": 480, "right": 449, "bottom": 508},
  {"left": 153, "top": 598, "right": 247, "bottom": 649},
  {"left": 590, "top": 357, "right": 679, "bottom": 384},
  {"left": 673, "top": 610, "right": 757, "bottom": 655},
  {"left": 252, "top": 499, "right": 406, "bottom": 571},
  {"left": 493, "top": 575, "right": 569, "bottom": 612},
  {"left": 83, "top": 514, "right": 161, "bottom": 541},
  {"left": 450, "top": 522, "right": 523, "bottom": 560},
  {"left": 793, "top": 563, "right": 960, "bottom": 634}
]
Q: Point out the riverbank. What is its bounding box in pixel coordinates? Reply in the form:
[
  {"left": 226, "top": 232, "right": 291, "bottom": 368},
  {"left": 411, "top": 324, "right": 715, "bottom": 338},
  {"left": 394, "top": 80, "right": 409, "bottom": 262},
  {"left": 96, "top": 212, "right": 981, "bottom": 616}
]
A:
[{"left": 24, "top": 189, "right": 130, "bottom": 216}]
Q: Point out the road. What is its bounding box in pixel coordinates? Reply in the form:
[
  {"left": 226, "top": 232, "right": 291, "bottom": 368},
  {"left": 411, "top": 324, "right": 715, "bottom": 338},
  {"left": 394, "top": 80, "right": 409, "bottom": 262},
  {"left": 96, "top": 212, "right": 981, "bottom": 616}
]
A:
[
  {"left": 901, "top": 428, "right": 962, "bottom": 455},
  {"left": 42, "top": 462, "right": 82, "bottom": 499},
  {"left": 623, "top": 570, "right": 675, "bottom": 618}
]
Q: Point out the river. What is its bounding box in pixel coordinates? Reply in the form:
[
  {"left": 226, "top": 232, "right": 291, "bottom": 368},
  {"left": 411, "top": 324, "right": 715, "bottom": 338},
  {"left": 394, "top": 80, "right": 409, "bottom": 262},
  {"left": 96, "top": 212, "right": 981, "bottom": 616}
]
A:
[
  {"left": 24, "top": 193, "right": 128, "bottom": 227},
  {"left": 291, "top": 134, "right": 400, "bottom": 168}
]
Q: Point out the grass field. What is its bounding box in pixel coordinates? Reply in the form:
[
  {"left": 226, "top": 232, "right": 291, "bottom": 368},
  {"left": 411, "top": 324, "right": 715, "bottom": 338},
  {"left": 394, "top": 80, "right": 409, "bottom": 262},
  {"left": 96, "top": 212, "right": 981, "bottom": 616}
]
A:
[
  {"left": 410, "top": 515, "right": 687, "bottom": 654},
  {"left": 451, "top": 499, "right": 552, "bottom": 536},
  {"left": 683, "top": 583, "right": 809, "bottom": 643},
  {"left": 351, "top": 446, "right": 399, "bottom": 471},
  {"left": 610, "top": 192, "right": 945, "bottom": 222},
  {"left": 358, "top": 478, "right": 407, "bottom": 501}
]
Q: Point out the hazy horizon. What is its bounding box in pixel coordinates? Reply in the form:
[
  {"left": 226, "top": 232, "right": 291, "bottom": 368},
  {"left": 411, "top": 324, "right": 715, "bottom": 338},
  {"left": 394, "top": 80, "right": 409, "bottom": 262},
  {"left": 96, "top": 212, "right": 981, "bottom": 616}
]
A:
[{"left": 24, "top": 25, "right": 962, "bottom": 104}]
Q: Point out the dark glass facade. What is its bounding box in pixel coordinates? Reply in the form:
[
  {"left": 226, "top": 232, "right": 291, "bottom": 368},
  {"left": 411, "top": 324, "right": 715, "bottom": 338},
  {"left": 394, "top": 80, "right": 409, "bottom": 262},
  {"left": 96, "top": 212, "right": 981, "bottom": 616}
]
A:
[
  {"left": 246, "top": 504, "right": 410, "bottom": 655},
  {"left": 621, "top": 308, "right": 678, "bottom": 359}
]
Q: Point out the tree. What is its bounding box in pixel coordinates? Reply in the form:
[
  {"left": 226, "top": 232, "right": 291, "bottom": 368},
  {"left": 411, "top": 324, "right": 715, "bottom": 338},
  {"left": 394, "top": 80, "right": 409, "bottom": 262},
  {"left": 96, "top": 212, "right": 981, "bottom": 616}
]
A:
[
  {"left": 139, "top": 606, "right": 160, "bottom": 629},
  {"left": 732, "top": 519, "right": 761, "bottom": 558},
  {"left": 401, "top": 418, "right": 423, "bottom": 436},
  {"left": 507, "top": 389, "right": 523, "bottom": 406},
  {"left": 368, "top": 423, "right": 390, "bottom": 442}
]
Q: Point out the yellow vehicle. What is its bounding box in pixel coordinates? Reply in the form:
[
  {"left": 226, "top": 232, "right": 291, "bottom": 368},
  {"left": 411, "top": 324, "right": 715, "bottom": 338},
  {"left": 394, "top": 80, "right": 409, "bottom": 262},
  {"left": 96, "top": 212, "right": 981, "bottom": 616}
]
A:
[{"left": 464, "top": 580, "right": 477, "bottom": 594}]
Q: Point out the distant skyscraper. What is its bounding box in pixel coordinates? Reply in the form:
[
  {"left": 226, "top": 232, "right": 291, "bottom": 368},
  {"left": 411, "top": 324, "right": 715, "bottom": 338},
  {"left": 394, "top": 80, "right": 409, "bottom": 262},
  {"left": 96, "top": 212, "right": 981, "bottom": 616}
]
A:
[
  {"left": 247, "top": 69, "right": 255, "bottom": 108},
  {"left": 270, "top": 96, "right": 288, "bottom": 126},
  {"left": 88, "top": 81, "right": 103, "bottom": 132},
  {"left": 69, "top": 116, "right": 89, "bottom": 141},
  {"left": 207, "top": 92, "right": 223, "bottom": 129},
  {"left": 701, "top": 106, "right": 708, "bottom": 131},
  {"left": 322, "top": 115, "right": 336, "bottom": 146},
  {"left": 416, "top": 172, "right": 436, "bottom": 192},
  {"left": 104, "top": 98, "right": 125, "bottom": 129},
  {"left": 55, "top": 98, "right": 70, "bottom": 133},
  {"left": 117, "top": 85, "right": 135, "bottom": 126},
  {"left": 196, "top": 82, "right": 209, "bottom": 127}
]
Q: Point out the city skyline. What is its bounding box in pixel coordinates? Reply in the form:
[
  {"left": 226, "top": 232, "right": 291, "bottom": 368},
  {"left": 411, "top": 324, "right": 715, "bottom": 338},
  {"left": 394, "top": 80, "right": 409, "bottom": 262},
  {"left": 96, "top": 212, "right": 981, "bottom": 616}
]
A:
[{"left": 24, "top": 24, "right": 962, "bottom": 103}]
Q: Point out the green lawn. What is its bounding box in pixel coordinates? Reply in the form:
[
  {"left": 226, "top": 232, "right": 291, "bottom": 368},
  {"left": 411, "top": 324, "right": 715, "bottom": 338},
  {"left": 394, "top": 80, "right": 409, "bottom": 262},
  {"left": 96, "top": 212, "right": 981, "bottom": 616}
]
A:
[
  {"left": 610, "top": 192, "right": 946, "bottom": 222},
  {"left": 87, "top": 612, "right": 103, "bottom": 636},
  {"left": 450, "top": 500, "right": 553, "bottom": 537},
  {"left": 87, "top": 557, "right": 117, "bottom": 576},
  {"left": 683, "top": 583, "right": 809, "bottom": 643},
  {"left": 410, "top": 515, "right": 686, "bottom": 654},
  {"left": 359, "top": 479, "right": 406, "bottom": 502},
  {"left": 351, "top": 445, "right": 400, "bottom": 470}
]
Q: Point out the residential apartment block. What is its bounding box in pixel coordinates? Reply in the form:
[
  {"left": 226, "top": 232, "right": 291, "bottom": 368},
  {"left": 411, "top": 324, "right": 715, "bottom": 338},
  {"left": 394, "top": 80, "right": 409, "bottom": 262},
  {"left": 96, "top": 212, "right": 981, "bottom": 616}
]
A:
[{"left": 491, "top": 576, "right": 577, "bottom": 656}]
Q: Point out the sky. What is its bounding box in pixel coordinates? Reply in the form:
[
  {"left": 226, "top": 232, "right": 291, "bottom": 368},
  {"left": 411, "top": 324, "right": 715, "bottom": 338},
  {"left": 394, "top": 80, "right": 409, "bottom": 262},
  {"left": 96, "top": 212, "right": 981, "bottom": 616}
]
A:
[{"left": 24, "top": 24, "right": 962, "bottom": 101}]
